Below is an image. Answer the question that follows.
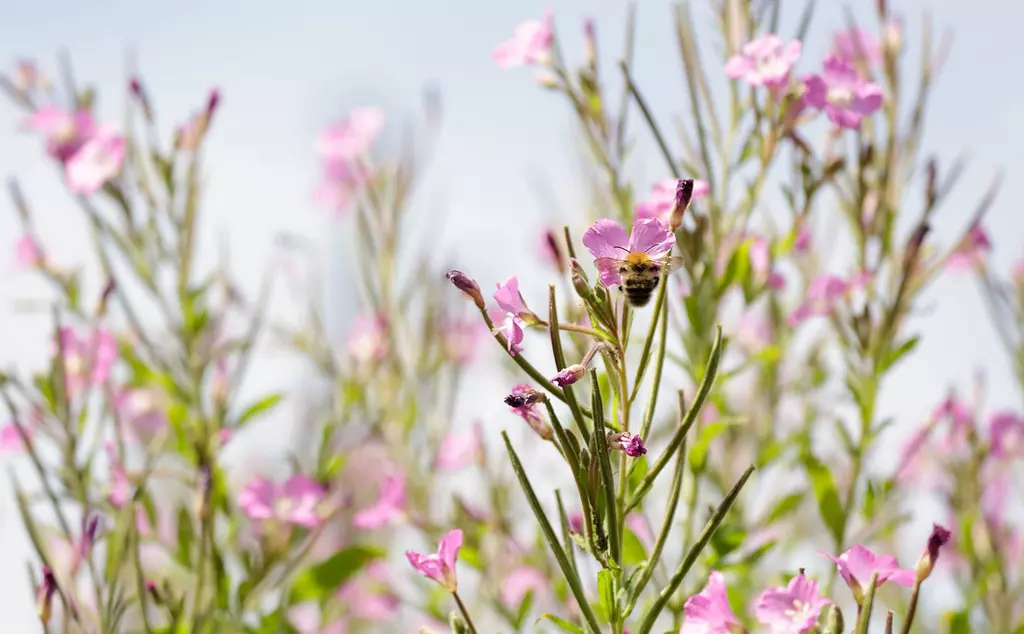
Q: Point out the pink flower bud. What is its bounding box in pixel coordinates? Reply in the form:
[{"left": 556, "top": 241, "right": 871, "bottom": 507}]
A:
[
  {"left": 915, "top": 523, "right": 952, "bottom": 581},
  {"left": 446, "top": 269, "right": 485, "bottom": 309},
  {"left": 551, "top": 364, "right": 585, "bottom": 387}
]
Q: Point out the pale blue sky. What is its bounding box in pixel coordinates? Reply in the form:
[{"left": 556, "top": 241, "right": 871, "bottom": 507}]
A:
[{"left": 1, "top": 0, "right": 1022, "bottom": 630}]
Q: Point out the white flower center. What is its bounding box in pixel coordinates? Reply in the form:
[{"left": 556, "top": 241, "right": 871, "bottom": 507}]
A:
[
  {"left": 55, "top": 118, "right": 78, "bottom": 143},
  {"left": 785, "top": 600, "right": 810, "bottom": 620},
  {"left": 828, "top": 87, "right": 854, "bottom": 108}
]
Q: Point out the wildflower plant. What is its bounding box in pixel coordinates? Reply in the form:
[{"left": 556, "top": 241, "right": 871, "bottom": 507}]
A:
[{"left": 0, "top": 1, "right": 1021, "bottom": 634}]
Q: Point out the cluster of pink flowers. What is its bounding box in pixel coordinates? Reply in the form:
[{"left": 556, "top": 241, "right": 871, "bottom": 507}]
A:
[
  {"left": 314, "top": 107, "right": 384, "bottom": 213},
  {"left": 28, "top": 107, "right": 125, "bottom": 194}
]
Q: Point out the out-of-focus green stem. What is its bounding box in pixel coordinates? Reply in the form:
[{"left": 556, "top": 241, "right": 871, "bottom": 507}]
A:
[
  {"left": 855, "top": 573, "right": 880, "bottom": 634},
  {"left": 630, "top": 277, "right": 669, "bottom": 405},
  {"left": 619, "top": 60, "right": 680, "bottom": 178},
  {"left": 591, "top": 370, "right": 621, "bottom": 564}
]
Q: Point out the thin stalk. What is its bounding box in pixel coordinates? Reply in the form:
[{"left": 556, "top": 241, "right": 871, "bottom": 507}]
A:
[
  {"left": 480, "top": 307, "right": 571, "bottom": 406},
  {"left": 630, "top": 277, "right": 669, "bottom": 405},
  {"left": 636, "top": 464, "right": 756, "bottom": 634},
  {"left": 898, "top": 579, "right": 922, "bottom": 634},
  {"left": 545, "top": 401, "right": 598, "bottom": 554},
  {"left": 452, "top": 591, "right": 479, "bottom": 634},
  {"left": 855, "top": 573, "right": 880, "bottom": 634},
  {"left": 549, "top": 286, "right": 591, "bottom": 444},
  {"left": 591, "top": 370, "right": 621, "bottom": 564},
  {"left": 619, "top": 60, "right": 680, "bottom": 178},
  {"left": 637, "top": 290, "right": 671, "bottom": 440}
]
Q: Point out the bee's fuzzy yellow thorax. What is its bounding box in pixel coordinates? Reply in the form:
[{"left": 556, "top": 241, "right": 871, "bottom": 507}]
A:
[{"left": 625, "top": 252, "right": 650, "bottom": 266}]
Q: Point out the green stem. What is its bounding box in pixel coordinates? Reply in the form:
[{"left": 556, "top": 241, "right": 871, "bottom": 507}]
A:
[
  {"left": 591, "top": 370, "right": 621, "bottom": 565},
  {"left": 898, "top": 579, "right": 922, "bottom": 634},
  {"left": 630, "top": 278, "right": 669, "bottom": 405},
  {"left": 545, "top": 401, "right": 598, "bottom": 556},
  {"left": 855, "top": 573, "right": 880, "bottom": 634},
  {"left": 452, "top": 591, "right": 479, "bottom": 634},
  {"left": 548, "top": 286, "right": 591, "bottom": 445}
]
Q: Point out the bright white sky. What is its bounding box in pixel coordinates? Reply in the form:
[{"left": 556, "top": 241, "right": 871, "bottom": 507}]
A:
[{"left": 1, "top": 0, "right": 1022, "bottom": 630}]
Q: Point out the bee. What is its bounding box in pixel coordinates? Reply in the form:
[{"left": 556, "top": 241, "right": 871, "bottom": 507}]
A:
[{"left": 594, "top": 248, "right": 686, "bottom": 308}]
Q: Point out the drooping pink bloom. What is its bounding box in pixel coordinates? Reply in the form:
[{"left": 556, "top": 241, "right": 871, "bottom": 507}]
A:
[
  {"left": 60, "top": 327, "right": 119, "bottom": 392},
  {"left": 0, "top": 423, "right": 30, "bottom": 452},
  {"left": 28, "top": 107, "right": 95, "bottom": 161},
  {"left": 493, "top": 9, "right": 554, "bottom": 70},
  {"left": 635, "top": 179, "right": 709, "bottom": 224},
  {"left": 337, "top": 560, "right": 399, "bottom": 621},
  {"left": 114, "top": 388, "right": 168, "bottom": 442},
  {"left": 501, "top": 565, "right": 548, "bottom": 607},
  {"left": 725, "top": 35, "right": 802, "bottom": 89},
  {"left": 238, "top": 475, "right": 326, "bottom": 528},
  {"left": 803, "top": 55, "right": 883, "bottom": 129},
  {"left": 832, "top": 27, "right": 882, "bottom": 67},
  {"left": 611, "top": 432, "right": 647, "bottom": 457},
  {"left": 66, "top": 127, "right": 126, "bottom": 195},
  {"left": 434, "top": 424, "right": 484, "bottom": 471},
  {"left": 493, "top": 311, "right": 525, "bottom": 357},
  {"left": 317, "top": 107, "right": 385, "bottom": 161},
  {"left": 505, "top": 384, "right": 551, "bottom": 439},
  {"left": 406, "top": 529, "right": 463, "bottom": 592},
  {"left": 441, "top": 318, "right": 483, "bottom": 366},
  {"left": 946, "top": 225, "right": 991, "bottom": 272},
  {"left": 494, "top": 276, "right": 532, "bottom": 319},
  {"left": 583, "top": 217, "right": 676, "bottom": 287},
  {"left": 820, "top": 545, "right": 916, "bottom": 602},
  {"left": 681, "top": 570, "right": 746, "bottom": 634},
  {"left": 353, "top": 473, "right": 406, "bottom": 529},
  {"left": 754, "top": 573, "right": 831, "bottom": 633},
  {"left": 788, "top": 272, "right": 869, "bottom": 325},
  {"left": 347, "top": 315, "right": 388, "bottom": 363},
  {"left": 14, "top": 234, "right": 44, "bottom": 267},
  {"left": 990, "top": 411, "right": 1024, "bottom": 459}
]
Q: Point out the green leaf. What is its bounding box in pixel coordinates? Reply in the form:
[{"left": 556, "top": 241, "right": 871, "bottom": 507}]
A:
[
  {"left": 513, "top": 589, "right": 535, "bottom": 629},
  {"left": 175, "top": 507, "right": 194, "bottom": 567},
  {"left": 236, "top": 393, "right": 284, "bottom": 428},
  {"left": 288, "top": 546, "right": 383, "bottom": 603},
  {"left": 621, "top": 529, "right": 647, "bottom": 566},
  {"left": 688, "top": 420, "right": 732, "bottom": 472},
  {"left": 710, "top": 524, "right": 746, "bottom": 559},
  {"left": 627, "top": 456, "right": 649, "bottom": 495},
  {"left": 802, "top": 453, "right": 845, "bottom": 545},
  {"left": 716, "top": 239, "right": 751, "bottom": 297},
  {"left": 880, "top": 336, "right": 920, "bottom": 374},
  {"left": 765, "top": 492, "right": 804, "bottom": 524},
  {"left": 597, "top": 569, "right": 615, "bottom": 624},
  {"left": 537, "top": 614, "right": 584, "bottom": 634}
]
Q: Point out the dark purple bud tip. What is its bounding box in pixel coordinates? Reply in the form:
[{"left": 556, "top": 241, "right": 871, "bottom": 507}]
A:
[
  {"left": 505, "top": 393, "right": 528, "bottom": 408},
  {"left": 446, "top": 269, "right": 485, "bottom": 309},
  {"left": 129, "top": 77, "right": 143, "bottom": 96},
  {"left": 551, "top": 364, "right": 585, "bottom": 387},
  {"left": 206, "top": 88, "right": 221, "bottom": 118},
  {"left": 624, "top": 435, "right": 647, "bottom": 457},
  {"left": 927, "top": 523, "right": 951, "bottom": 562},
  {"left": 676, "top": 179, "right": 694, "bottom": 207}
]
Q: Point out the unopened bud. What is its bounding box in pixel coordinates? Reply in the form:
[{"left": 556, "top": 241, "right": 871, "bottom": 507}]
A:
[
  {"left": 145, "top": 580, "right": 162, "bottom": 605},
  {"left": 205, "top": 88, "right": 221, "bottom": 123},
  {"left": 668, "top": 179, "right": 695, "bottom": 231},
  {"left": 535, "top": 69, "right": 559, "bottom": 89},
  {"left": 36, "top": 566, "right": 57, "bottom": 624},
  {"left": 570, "top": 258, "right": 593, "bottom": 301},
  {"left": 914, "top": 523, "right": 951, "bottom": 582},
  {"left": 883, "top": 18, "right": 903, "bottom": 57},
  {"left": 822, "top": 604, "right": 844, "bottom": 634},
  {"left": 583, "top": 18, "right": 597, "bottom": 69},
  {"left": 551, "top": 364, "right": 585, "bottom": 387},
  {"left": 449, "top": 611, "right": 470, "bottom": 634},
  {"left": 446, "top": 270, "right": 486, "bottom": 310},
  {"left": 129, "top": 77, "right": 153, "bottom": 121}
]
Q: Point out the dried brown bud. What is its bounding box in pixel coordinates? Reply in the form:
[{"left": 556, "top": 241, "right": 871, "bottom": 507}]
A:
[{"left": 446, "top": 269, "right": 486, "bottom": 310}]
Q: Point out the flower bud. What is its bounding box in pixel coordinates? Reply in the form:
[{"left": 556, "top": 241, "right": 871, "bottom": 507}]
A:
[
  {"left": 146, "top": 580, "right": 162, "bottom": 605},
  {"left": 449, "top": 611, "right": 470, "bottom": 634},
  {"left": 668, "top": 179, "right": 695, "bottom": 231},
  {"left": 446, "top": 270, "right": 486, "bottom": 310},
  {"left": 883, "top": 18, "right": 903, "bottom": 58},
  {"left": 914, "top": 523, "right": 951, "bottom": 582},
  {"left": 129, "top": 77, "right": 153, "bottom": 121},
  {"left": 822, "top": 605, "right": 844, "bottom": 634},
  {"left": 583, "top": 18, "right": 597, "bottom": 69},
  {"left": 609, "top": 432, "right": 647, "bottom": 457},
  {"left": 570, "top": 258, "right": 593, "bottom": 301},
  {"left": 551, "top": 364, "right": 585, "bottom": 387},
  {"left": 36, "top": 566, "right": 57, "bottom": 624}
]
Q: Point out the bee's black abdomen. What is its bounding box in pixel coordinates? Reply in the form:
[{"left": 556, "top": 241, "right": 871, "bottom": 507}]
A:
[{"left": 624, "top": 286, "right": 654, "bottom": 307}]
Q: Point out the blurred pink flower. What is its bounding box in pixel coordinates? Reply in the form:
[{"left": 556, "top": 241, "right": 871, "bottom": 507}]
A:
[
  {"left": 537, "top": 229, "right": 565, "bottom": 272},
  {"left": 794, "top": 226, "right": 811, "bottom": 253},
  {"left": 238, "top": 475, "right": 326, "bottom": 528},
  {"left": 981, "top": 469, "right": 1010, "bottom": 524},
  {"left": 66, "top": 127, "right": 126, "bottom": 195},
  {"left": 353, "top": 473, "right": 406, "bottom": 529},
  {"left": 946, "top": 225, "right": 991, "bottom": 271},
  {"left": 624, "top": 513, "right": 652, "bottom": 545},
  {"left": 820, "top": 545, "right": 915, "bottom": 602},
  {"left": 14, "top": 234, "right": 44, "bottom": 267},
  {"left": 500, "top": 565, "right": 548, "bottom": 607},
  {"left": 493, "top": 9, "right": 553, "bottom": 70},
  {"left": 0, "top": 423, "right": 30, "bottom": 452},
  {"left": 803, "top": 55, "right": 882, "bottom": 129},
  {"left": 105, "top": 441, "right": 130, "bottom": 508},
  {"left": 725, "top": 35, "right": 802, "bottom": 89},
  {"left": 681, "top": 571, "right": 746, "bottom": 634},
  {"left": 583, "top": 218, "right": 676, "bottom": 287},
  {"left": 568, "top": 511, "right": 583, "bottom": 536},
  {"left": 314, "top": 157, "right": 373, "bottom": 214},
  {"left": 434, "top": 423, "right": 484, "bottom": 471},
  {"left": 635, "top": 179, "right": 709, "bottom": 224},
  {"left": 734, "top": 310, "right": 772, "bottom": 354},
  {"left": 754, "top": 573, "right": 830, "bottom": 633},
  {"left": 13, "top": 59, "right": 43, "bottom": 92},
  {"left": 832, "top": 27, "right": 882, "bottom": 67},
  {"left": 114, "top": 388, "right": 168, "bottom": 442},
  {"left": 788, "top": 272, "right": 869, "bottom": 325},
  {"left": 28, "top": 107, "right": 95, "bottom": 161},
  {"left": 59, "top": 326, "right": 118, "bottom": 392},
  {"left": 406, "top": 528, "right": 463, "bottom": 592},
  {"left": 441, "top": 318, "right": 483, "bottom": 365},
  {"left": 748, "top": 236, "right": 785, "bottom": 290},
  {"left": 347, "top": 314, "right": 388, "bottom": 363},
  {"left": 337, "top": 560, "right": 399, "bottom": 621},
  {"left": 1012, "top": 259, "right": 1024, "bottom": 285},
  {"left": 990, "top": 411, "right": 1024, "bottom": 459},
  {"left": 289, "top": 603, "right": 349, "bottom": 634},
  {"left": 317, "top": 107, "right": 385, "bottom": 161}
]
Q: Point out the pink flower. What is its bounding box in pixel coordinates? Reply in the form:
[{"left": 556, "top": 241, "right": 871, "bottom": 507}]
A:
[
  {"left": 947, "top": 225, "right": 991, "bottom": 271},
  {"left": 794, "top": 227, "right": 811, "bottom": 253},
  {"left": 0, "top": 423, "right": 30, "bottom": 452},
  {"left": 788, "top": 272, "right": 869, "bottom": 325},
  {"left": 353, "top": 473, "right": 406, "bottom": 529},
  {"left": 611, "top": 432, "right": 647, "bottom": 457},
  {"left": 493, "top": 9, "right": 553, "bottom": 70},
  {"left": 114, "top": 388, "right": 168, "bottom": 442},
  {"left": 317, "top": 107, "right": 385, "bottom": 161},
  {"left": 347, "top": 315, "right": 388, "bottom": 363},
  {"left": 66, "top": 127, "right": 126, "bottom": 195},
  {"left": 624, "top": 513, "right": 652, "bottom": 545},
  {"left": 820, "top": 545, "right": 915, "bottom": 602},
  {"left": 28, "top": 107, "right": 94, "bottom": 161},
  {"left": 832, "top": 27, "right": 882, "bottom": 67},
  {"left": 568, "top": 511, "right": 584, "bottom": 536},
  {"left": 14, "top": 234, "right": 44, "bottom": 267},
  {"left": 748, "top": 236, "right": 785, "bottom": 290},
  {"left": 583, "top": 217, "right": 676, "bottom": 288},
  {"left": 60, "top": 327, "right": 119, "bottom": 392},
  {"left": 635, "top": 179, "right": 709, "bottom": 224},
  {"left": 501, "top": 565, "right": 548, "bottom": 608},
  {"left": 734, "top": 310, "right": 773, "bottom": 354},
  {"left": 803, "top": 55, "right": 882, "bottom": 129},
  {"left": 506, "top": 384, "right": 550, "bottom": 439},
  {"left": 441, "top": 318, "right": 483, "bottom": 366},
  {"left": 105, "top": 441, "right": 131, "bottom": 508},
  {"left": 494, "top": 276, "right": 532, "bottom": 319},
  {"left": 337, "top": 560, "right": 399, "bottom": 621},
  {"left": 725, "top": 35, "right": 802, "bottom": 89},
  {"left": 434, "top": 424, "right": 484, "bottom": 471},
  {"left": 754, "top": 573, "right": 831, "bottom": 633},
  {"left": 314, "top": 157, "right": 373, "bottom": 214},
  {"left": 493, "top": 311, "right": 525, "bottom": 357},
  {"left": 551, "top": 364, "right": 585, "bottom": 387},
  {"left": 238, "top": 475, "right": 326, "bottom": 528},
  {"left": 990, "top": 411, "right": 1024, "bottom": 459},
  {"left": 406, "top": 528, "right": 463, "bottom": 592},
  {"left": 681, "top": 571, "right": 746, "bottom": 634}
]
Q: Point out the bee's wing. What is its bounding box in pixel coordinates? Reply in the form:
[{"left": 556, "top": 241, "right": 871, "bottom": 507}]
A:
[
  {"left": 594, "top": 257, "right": 627, "bottom": 271},
  {"left": 655, "top": 256, "right": 688, "bottom": 276}
]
